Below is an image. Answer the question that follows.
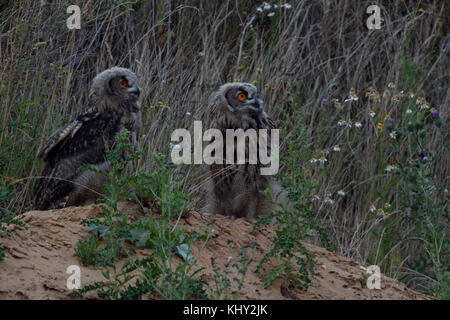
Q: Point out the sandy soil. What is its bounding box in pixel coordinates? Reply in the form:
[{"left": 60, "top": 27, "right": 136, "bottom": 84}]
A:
[{"left": 0, "top": 203, "right": 430, "bottom": 300}]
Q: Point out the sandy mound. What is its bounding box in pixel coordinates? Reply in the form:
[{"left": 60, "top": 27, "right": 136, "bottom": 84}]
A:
[{"left": 0, "top": 203, "right": 430, "bottom": 300}]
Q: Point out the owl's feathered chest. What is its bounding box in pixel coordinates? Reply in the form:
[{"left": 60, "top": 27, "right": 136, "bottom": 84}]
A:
[
  {"left": 209, "top": 109, "right": 274, "bottom": 188},
  {"left": 213, "top": 109, "right": 271, "bottom": 132}
]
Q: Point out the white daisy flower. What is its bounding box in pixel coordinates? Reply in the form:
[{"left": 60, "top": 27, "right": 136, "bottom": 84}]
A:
[
  {"left": 370, "top": 205, "right": 377, "bottom": 213},
  {"left": 332, "top": 145, "right": 340, "bottom": 152},
  {"left": 256, "top": 7, "right": 263, "bottom": 13},
  {"left": 267, "top": 12, "right": 275, "bottom": 17},
  {"left": 385, "top": 164, "right": 398, "bottom": 172},
  {"left": 368, "top": 110, "right": 376, "bottom": 117},
  {"left": 337, "top": 190, "right": 345, "bottom": 196},
  {"left": 186, "top": 111, "right": 192, "bottom": 116},
  {"left": 318, "top": 156, "right": 327, "bottom": 164},
  {"left": 389, "top": 131, "right": 397, "bottom": 139},
  {"left": 338, "top": 119, "right": 346, "bottom": 126},
  {"left": 324, "top": 196, "right": 335, "bottom": 205},
  {"left": 406, "top": 109, "right": 413, "bottom": 114},
  {"left": 309, "top": 158, "right": 318, "bottom": 164},
  {"left": 355, "top": 121, "right": 362, "bottom": 128},
  {"left": 263, "top": 2, "right": 272, "bottom": 10}
]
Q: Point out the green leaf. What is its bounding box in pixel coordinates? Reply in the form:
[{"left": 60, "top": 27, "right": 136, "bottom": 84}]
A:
[{"left": 176, "top": 243, "right": 193, "bottom": 263}]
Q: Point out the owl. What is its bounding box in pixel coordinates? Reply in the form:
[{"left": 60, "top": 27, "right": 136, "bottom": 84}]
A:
[
  {"left": 204, "top": 82, "right": 282, "bottom": 219},
  {"left": 34, "top": 67, "right": 142, "bottom": 210}
]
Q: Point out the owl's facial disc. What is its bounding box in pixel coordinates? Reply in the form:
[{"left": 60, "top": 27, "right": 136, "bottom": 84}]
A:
[
  {"left": 235, "top": 89, "right": 262, "bottom": 111},
  {"left": 109, "top": 76, "right": 140, "bottom": 101},
  {"left": 225, "top": 85, "right": 262, "bottom": 112}
]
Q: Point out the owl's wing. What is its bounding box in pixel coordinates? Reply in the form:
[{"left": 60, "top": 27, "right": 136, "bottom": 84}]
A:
[
  {"left": 36, "top": 111, "right": 100, "bottom": 162},
  {"left": 34, "top": 111, "right": 117, "bottom": 210}
]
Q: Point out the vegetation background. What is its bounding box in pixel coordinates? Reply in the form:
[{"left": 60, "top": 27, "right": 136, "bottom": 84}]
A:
[{"left": 0, "top": 0, "right": 448, "bottom": 298}]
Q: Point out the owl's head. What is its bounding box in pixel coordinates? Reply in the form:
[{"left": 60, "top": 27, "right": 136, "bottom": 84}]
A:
[
  {"left": 212, "top": 82, "right": 263, "bottom": 114},
  {"left": 90, "top": 67, "right": 141, "bottom": 106}
]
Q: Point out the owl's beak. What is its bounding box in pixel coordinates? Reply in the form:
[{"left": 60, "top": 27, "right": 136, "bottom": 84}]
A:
[
  {"left": 255, "top": 98, "right": 263, "bottom": 108},
  {"left": 127, "top": 85, "right": 141, "bottom": 96}
]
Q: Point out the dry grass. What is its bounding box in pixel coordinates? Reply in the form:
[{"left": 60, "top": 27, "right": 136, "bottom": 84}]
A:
[{"left": 0, "top": 0, "right": 448, "bottom": 295}]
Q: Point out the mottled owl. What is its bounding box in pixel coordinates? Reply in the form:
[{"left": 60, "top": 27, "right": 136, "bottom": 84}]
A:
[
  {"left": 34, "top": 67, "right": 142, "bottom": 210},
  {"left": 204, "top": 82, "right": 282, "bottom": 219}
]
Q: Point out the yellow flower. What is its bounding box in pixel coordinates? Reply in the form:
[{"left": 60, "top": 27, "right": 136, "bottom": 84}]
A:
[
  {"left": 419, "top": 8, "right": 424, "bottom": 12},
  {"left": 377, "top": 122, "right": 383, "bottom": 131},
  {"left": 237, "top": 65, "right": 245, "bottom": 71},
  {"left": 234, "top": 78, "right": 240, "bottom": 82},
  {"left": 252, "top": 80, "right": 259, "bottom": 84},
  {"left": 264, "top": 83, "right": 269, "bottom": 88},
  {"left": 49, "top": 63, "right": 54, "bottom": 67},
  {"left": 63, "top": 69, "right": 68, "bottom": 74},
  {"left": 271, "top": 87, "right": 276, "bottom": 91},
  {"left": 256, "top": 67, "right": 262, "bottom": 73}
]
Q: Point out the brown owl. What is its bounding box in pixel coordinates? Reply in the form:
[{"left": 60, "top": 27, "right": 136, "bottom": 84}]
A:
[
  {"left": 204, "top": 82, "right": 282, "bottom": 219},
  {"left": 34, "top": 67, "right": 142, "bottom": 210}
]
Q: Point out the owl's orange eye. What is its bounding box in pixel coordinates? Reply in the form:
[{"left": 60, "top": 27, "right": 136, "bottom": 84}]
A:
[
  {"left": 237, "top": 92, "right": 247, "bottom": 101},
  {"left": 119, "top": 80, "right": 128, "bottom": 88}
]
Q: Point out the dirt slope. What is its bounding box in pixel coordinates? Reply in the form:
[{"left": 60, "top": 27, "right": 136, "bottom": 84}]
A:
[{"left": 0, "top": 203, "right": 430, "bottom": 300}]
